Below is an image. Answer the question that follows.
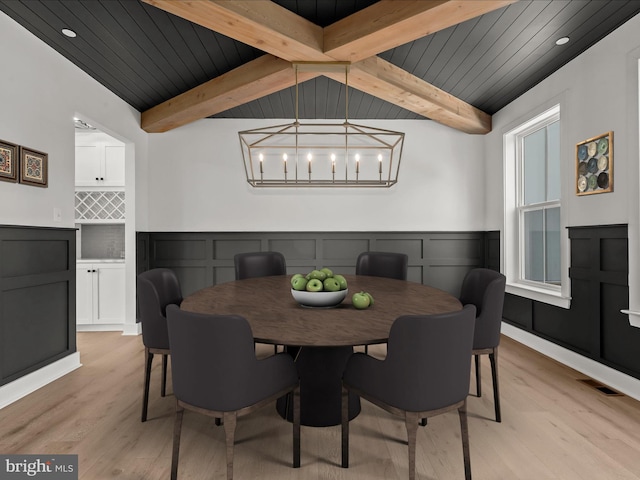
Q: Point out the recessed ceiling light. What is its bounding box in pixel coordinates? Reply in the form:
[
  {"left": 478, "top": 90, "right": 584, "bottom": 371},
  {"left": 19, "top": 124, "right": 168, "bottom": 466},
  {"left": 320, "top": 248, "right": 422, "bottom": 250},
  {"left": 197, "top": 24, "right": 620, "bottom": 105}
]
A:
[
  {"left": 555, "top": 36, "right": 570, "bottom": 46},
  {"left": 62, "top": 28, "right": 77, "bottom": 38}
]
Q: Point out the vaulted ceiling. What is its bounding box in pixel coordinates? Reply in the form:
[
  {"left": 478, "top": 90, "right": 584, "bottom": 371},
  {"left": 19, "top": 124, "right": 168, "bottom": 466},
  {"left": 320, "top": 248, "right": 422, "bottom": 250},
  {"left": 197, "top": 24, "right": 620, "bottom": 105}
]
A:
[{"left": 1, "top": 0, "right": 639, "bottom": 134}]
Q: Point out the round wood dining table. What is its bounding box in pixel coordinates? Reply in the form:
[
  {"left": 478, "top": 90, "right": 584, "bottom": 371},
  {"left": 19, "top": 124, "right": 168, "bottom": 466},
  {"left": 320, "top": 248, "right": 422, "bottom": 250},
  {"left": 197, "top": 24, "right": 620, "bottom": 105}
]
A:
[{"left": 181, "top": 274, "right": 462, "bottom": 426}]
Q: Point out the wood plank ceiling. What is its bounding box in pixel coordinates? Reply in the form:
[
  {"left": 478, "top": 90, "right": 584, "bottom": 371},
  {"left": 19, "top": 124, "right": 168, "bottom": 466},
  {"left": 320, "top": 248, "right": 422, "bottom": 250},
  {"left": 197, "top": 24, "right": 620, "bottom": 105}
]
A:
[
  {"left": 139, "top": 0, "right": 514, "bottom": 134},
  {"left": 1, "top": 0, "right": 639, "bottom": 134}
]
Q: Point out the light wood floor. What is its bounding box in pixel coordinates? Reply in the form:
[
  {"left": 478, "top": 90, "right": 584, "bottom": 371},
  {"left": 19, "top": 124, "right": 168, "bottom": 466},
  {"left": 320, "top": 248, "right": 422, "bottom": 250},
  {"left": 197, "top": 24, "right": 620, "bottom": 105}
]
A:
[{"left": 1, "top": 332, "right": 640, "bottom": 480}]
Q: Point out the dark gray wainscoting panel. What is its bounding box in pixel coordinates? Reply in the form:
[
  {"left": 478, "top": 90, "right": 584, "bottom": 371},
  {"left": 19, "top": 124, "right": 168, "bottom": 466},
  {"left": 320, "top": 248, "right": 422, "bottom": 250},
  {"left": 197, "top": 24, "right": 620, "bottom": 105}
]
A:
[
  {"left": 502, "top": 294, "right": 532, "bottom": 330},
  {"left": 136, "top": 232, "right": 150, "bottom": 274},
  {"left": 424, "top": 233, "right": 485, "bottom": 295},
  {"left": 0, "top": 225, "right": 76, "bottom": 386},
  {"left": 138, "top": 231, "right": 489, "bottom": 298},
  {"left": 502, "top": 224, "right": 639, "bottom": 380},
  {"left": 484, "top": 231, "right": 500, "bottom": 272}
]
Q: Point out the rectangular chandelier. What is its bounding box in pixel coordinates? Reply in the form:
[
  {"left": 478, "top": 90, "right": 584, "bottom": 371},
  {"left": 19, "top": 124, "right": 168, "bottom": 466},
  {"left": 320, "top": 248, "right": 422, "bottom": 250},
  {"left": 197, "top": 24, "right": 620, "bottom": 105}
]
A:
[
  {"left": 238, "top": 121, "right": 404, "bottom": 187},
  {"left": 238, "top": 62, "right": 404, "bottom": 188}
]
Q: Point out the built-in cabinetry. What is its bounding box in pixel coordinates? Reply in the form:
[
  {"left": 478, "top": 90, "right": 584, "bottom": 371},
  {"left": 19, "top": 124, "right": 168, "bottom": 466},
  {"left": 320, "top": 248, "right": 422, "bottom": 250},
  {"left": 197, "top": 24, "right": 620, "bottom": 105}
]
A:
[
  {"left": 75, "top": 135, "right": 125, "bottom": 186},
  {"left": 75, "top": 129, "right": 126, "bottom": 331},
  {"left": 76, "top": 262, "right": 125, "bottom": 328},
  {"left": 75, "top": 191, "right": 125, "bottom": 222}
]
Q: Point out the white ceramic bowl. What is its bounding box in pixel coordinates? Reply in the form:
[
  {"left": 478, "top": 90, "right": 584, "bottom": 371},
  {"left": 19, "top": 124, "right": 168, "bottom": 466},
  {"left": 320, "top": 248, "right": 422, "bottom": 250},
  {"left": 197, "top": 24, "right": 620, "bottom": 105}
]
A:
[{"left": 291, "top": 288, "right": 348, "bottom": 308}]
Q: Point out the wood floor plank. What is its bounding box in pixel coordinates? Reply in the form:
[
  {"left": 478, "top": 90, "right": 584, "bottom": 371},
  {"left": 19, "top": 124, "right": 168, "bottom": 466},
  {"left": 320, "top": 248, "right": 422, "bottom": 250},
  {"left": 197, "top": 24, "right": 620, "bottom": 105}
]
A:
[{"left": 1, "top": 333, "right": 639, "bottom": 479}]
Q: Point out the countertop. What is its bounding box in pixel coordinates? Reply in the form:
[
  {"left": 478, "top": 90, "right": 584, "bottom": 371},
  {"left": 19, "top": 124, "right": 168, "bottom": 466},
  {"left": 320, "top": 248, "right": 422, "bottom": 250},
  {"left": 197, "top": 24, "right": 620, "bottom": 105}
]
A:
[{"left": 77, "top": 258, "right": 125, "bottom": 264}]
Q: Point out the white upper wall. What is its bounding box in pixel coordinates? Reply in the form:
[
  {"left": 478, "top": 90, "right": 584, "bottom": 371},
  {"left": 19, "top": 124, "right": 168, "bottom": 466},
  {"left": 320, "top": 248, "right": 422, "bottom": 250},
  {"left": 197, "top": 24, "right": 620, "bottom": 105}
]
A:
[
  {"left": 146, "top": 117, "right": 485, "bottom": 231},
  {"left": 484, "top": 12, "right": 640, "bottom": 318},
  {"left": 0, "top": 6, "right": 486, "bottom": 235},
  {"left": 485, "top": 13, "right": 640, "bottom": 231},
  {"left": 0, "top": 11, "right": 148, "bottom": 230},
  {"left": 4, "top": 5, "right": 639, "bottom": 237},
  {"left": 0, "top": 10, "right": 150, "bottom": 332}
]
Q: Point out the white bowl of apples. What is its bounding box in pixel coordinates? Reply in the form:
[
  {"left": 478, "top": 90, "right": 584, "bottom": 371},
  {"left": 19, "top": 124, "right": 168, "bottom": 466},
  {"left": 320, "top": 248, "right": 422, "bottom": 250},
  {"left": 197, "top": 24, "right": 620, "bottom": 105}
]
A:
[{"left": 290, "top": 268, "right": 348, "bottom": 307}]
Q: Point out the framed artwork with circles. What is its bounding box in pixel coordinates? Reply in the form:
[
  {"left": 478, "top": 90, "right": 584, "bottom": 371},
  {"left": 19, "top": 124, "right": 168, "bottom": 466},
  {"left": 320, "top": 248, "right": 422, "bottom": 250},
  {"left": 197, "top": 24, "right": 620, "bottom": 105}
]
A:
[{"left": 576, "top": 131, "right": 612, "bottom": 196}]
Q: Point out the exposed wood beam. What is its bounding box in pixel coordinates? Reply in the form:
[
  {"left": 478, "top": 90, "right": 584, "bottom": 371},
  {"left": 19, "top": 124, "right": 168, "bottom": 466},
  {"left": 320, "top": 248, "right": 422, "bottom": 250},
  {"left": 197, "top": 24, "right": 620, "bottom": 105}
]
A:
[
  {"left": 142, "top": 55, "right": 319, "bottom": 133},
  {"left": 324, "top": 0, "right": 517, "bottom": 62},
  {"left": 141, "top": 0, "right": 327, "bottom": 62},
  {"left": 325, "top": 57, "right": 491, "bottom": 134},
  {"left": 141, "top": 0, "right": 510, "bottom": 134}
]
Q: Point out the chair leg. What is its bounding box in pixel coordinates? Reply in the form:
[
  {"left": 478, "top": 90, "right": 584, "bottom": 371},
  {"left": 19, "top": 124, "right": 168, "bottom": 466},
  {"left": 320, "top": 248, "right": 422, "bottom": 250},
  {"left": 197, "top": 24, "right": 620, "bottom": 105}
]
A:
[
  {"left": 341, "top": 385, "right": 349, "bottom": 468},
  {"left": 475, "top": 354, "right": 481, "bottom": 397},
  {"left": 223, "top": 411, "right": 238, "bottom": 480},
  {"left": 458, "top": 400, "right": 472, "bottom": 480},
  {"left": 419, "top": 418, "right": 427, "bottom": 426},
  {"left": 489, "top": 347, "right": 501, "bottom": 423},
  {"left": 161, "top": 354, "right": 168, "bottom": 397},
  {"left": 292, "top": 386, "right": 301, "bottom": 468},
  {"left": 171, "top": 403, "right": 184, "bottom": 480},
  {"left": 141, "top": 348, "right": 153, "bottom": 422},
  {"left": 405, "top": 412, "right": 419, "bottom": 480},
  {"left": 364, "top": 345, "right": 368, "bottom": 354}
]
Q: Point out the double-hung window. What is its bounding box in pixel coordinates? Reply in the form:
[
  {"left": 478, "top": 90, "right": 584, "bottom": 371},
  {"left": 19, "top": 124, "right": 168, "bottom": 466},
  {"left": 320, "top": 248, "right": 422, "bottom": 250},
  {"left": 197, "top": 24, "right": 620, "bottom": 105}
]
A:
[
  {"left": 504, "top": 104, "right": 568, "bottom": 307},
  {"left": 519, "top": 116, "right": 561, "bottom": 286}
]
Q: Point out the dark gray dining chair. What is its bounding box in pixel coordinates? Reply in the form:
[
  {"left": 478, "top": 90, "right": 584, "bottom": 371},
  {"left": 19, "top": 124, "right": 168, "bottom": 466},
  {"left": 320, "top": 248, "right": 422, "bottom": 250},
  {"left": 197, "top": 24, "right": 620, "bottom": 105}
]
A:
[
  {"left": 355, "top": 251, "right": 408, "bottom": 281},
  {"left": 356, "top": 251, "right": 408, "bottom": 353},
  {"left": 235, "top": 251, "right": 287, "bottom": 354},
  {"left": 234, "top": 251, "right": 287, "bottom": 280},
  {"left": 137, "top": 268, "right": 183, "bottom": 422},
  {"left": 341, "top": 305, "right": 476, "bottom": 480},
  {"left": 459, "top": 268, "right": 506, "bottom": 422},
  {"left": 166, "top": 305, "right": 300, "bottom": 480}
]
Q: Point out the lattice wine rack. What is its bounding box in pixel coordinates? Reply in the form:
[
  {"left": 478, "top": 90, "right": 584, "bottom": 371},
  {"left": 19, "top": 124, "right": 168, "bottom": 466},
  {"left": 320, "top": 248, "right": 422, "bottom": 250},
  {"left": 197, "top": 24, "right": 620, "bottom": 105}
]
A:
[{"left": 75, "top": 191, "right": 125, "bottom": 221}]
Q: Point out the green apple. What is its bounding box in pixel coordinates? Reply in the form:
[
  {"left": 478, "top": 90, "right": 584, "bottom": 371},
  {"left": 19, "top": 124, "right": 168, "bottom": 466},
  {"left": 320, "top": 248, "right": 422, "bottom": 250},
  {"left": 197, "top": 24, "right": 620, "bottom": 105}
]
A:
[
  {"left": 364, "top": 292, "right": 374, "bottom": 305},
  {"left": 323, "top": 277, "right": 340, "bottom": 292},
  {"left": 307, "top": 269, "right": 327, "bottom": 281},
  {"left": 291, "top": 276, "right": 308, "bottom": 291},
  {"left": 333, "top": 274, "right": 348, "bottom": 290},
  {"left": 290, "top": 273, "right": 304, "bottom": 287},
  {"left": 320, "top": 267, "right": 333, "bottom": 278},
  {"left": 306, "top": 278, "right": 324, "bottom": 292},
  {"left": 352, "top": 291, "right": 371, "bottom": 309}
]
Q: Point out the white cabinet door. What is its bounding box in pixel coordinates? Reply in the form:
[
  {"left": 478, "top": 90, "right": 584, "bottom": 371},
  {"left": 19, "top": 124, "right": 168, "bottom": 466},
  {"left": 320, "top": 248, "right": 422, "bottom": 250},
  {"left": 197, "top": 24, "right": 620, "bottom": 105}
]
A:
[
  {"left": 75, "top": 145, "right": 102, "bottom": 185},
  {"left": 95, "top": 264, "right": 125, "bottom": 324},
  {"left": 102, "top": 146, "right": 125, "bottom": 186},
  {"left": 75, "top": 132, "right": 125, "bottom": 187},
  {"left": 76, "top": 263, "right": 125, "bottom": 327},
  {"left": 76, "top": 265, "right": 95, "bottom": 325}
]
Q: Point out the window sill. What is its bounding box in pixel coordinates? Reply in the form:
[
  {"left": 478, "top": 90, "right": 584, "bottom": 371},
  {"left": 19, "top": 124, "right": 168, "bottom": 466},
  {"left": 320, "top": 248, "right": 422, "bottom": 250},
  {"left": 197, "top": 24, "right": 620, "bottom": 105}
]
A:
[
  {"left": 621, "top": 310, "right": 640, "bottom": 329},
  {"left": 506, "top": 282, "right": 571, "bottom": 309}
]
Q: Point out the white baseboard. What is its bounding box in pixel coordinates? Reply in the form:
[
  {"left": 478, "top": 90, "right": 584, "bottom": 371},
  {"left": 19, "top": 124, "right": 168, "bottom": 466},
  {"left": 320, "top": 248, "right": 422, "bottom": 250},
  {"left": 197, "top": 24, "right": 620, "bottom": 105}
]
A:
[
  {"left": 122, "top": 322, "right": 141, "bottom": 336},
  {"left": 77, "top": 324, "right": 124, "bottom": 332},
  {"left": 502, "top": 322, "right": 640, "bottom": 402},
  {"left": 0, "top": 353, "right": 82, "bottom": 409},
  {"left": 76, "top": 322, "right": 140, "bottom": 335},
  {"left": 621, "top": 309, "right": 640, "bottom": 328}
]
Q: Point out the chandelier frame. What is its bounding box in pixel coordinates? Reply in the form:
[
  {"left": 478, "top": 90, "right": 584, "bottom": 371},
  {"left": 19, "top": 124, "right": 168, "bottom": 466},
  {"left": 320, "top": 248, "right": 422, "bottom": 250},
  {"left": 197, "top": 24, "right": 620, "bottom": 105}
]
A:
[{"left": 238, "top": 63, "right": 405, "bottom": 188}]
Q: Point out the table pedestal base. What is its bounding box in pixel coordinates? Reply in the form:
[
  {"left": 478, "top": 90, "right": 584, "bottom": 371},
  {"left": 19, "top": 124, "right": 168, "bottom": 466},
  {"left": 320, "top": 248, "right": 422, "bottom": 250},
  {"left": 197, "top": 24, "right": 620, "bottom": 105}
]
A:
[{"left": 276, "top": 346, "right": 361, "bottom": 427}]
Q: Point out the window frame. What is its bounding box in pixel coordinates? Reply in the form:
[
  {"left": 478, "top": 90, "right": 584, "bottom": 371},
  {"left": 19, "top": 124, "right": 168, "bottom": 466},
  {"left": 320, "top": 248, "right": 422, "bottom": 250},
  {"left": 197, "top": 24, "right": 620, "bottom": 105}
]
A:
[
  {"left": 518, "top": 203, "right": 561, "bottom": 287},
  {"left": 503, "top": 103, "right": 571, "bottom": 308}
]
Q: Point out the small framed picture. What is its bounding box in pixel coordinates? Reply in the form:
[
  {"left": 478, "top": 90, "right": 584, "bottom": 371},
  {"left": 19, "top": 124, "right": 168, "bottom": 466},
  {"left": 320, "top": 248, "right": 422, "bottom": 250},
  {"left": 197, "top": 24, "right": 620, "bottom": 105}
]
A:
[
  {"left": 576, "top": 131, "right": 612, "bottom": 195},
  {"left": 0, "top": 139, "right": 19, "bottom": 183},
  {"left": 19, "top": 146, "right": 48, "bottom": 187}
]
